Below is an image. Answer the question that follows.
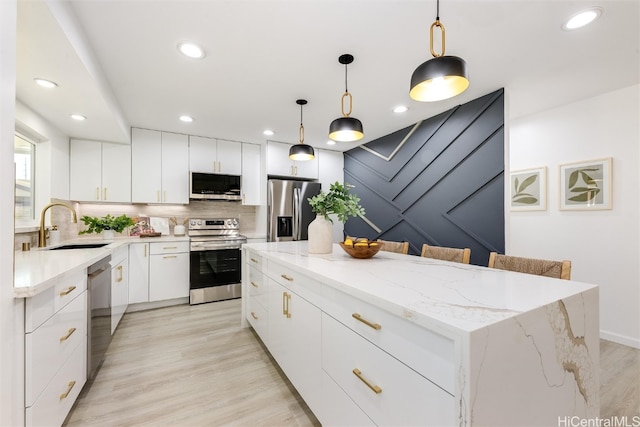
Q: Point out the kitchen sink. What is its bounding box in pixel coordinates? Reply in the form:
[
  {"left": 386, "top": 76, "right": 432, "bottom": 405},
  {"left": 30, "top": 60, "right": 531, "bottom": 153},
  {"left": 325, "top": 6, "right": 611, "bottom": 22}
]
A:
[{"left": 48, "top": 243, "right": 110, "bottom": 250}]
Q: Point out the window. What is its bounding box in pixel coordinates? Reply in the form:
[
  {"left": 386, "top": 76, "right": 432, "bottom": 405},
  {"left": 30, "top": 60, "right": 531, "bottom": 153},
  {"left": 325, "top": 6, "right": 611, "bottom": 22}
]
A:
[{"left": 15, "top": 133, "right": 36, "bottom": 222}]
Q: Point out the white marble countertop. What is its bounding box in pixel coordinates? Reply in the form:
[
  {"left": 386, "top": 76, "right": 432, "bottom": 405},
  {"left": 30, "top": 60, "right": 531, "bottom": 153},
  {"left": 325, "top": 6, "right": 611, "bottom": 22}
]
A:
[
  {"left": 14, "top": 235, "right": 189, "bottom": 298},
  {"left": 244, "top": 241, "right": 598, "bottom": 335}
]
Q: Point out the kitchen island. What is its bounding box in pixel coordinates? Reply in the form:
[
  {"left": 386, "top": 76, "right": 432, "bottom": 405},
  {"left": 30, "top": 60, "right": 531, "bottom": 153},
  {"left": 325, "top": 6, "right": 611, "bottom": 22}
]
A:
[{"left": 241, "top": 241, "right": 599, "bottom": 426}]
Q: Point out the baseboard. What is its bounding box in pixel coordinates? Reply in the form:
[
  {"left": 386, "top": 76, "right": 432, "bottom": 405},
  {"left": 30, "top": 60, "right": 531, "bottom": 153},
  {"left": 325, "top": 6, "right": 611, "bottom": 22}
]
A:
[
  {"left": 126, "top": 297, "right": 189, "bottom": 313},
  {"left": 600, "top": 329, "right": 640, "bottom": 349}
]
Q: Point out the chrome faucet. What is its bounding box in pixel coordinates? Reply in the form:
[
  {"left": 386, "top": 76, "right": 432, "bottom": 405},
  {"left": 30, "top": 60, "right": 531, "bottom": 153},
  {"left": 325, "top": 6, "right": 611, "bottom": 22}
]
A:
[{"left": 39, "top": 203, "right": 78, "bottom": 247}]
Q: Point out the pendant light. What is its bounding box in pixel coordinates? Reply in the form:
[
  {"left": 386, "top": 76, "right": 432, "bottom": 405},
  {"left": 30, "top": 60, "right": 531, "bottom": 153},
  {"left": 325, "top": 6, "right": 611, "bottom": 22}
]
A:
[
  {"left": 289, "top": 99, "right": 315, "bottom": 161},
  {"left": 329, "top": 54, "right": 364, "bottom": 142},
  {"left": 409, "top": 0, "right": 469, "bottom": 102}
]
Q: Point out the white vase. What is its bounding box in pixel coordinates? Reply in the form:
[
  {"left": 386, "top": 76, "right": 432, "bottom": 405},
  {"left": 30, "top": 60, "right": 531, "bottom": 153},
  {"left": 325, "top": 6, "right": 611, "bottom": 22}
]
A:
[
  {"left": 308, "top": 215, "right": 333, "bottom": 254},
  {"left": 102, "top": 229, "right": 116, "bottom": 240}
]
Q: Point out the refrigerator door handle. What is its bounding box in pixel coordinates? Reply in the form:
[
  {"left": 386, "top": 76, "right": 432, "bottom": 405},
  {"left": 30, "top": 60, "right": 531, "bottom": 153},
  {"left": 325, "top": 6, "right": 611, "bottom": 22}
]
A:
[{"left": 293, "top": 187, "right": 300, "bottom": 240}]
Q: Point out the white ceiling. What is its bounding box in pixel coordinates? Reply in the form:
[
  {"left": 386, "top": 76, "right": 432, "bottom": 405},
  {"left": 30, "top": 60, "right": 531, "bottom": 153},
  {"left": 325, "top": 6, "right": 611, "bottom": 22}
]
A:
[{"left": 16, "top": 0, "right": 640, "bottom": 151}]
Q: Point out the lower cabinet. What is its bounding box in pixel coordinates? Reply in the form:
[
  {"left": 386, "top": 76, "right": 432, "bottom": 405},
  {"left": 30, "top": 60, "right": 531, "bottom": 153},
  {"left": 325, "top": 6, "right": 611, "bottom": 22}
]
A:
[
  {"left": 110, "top": 245, "right": 129, "bottom": 334},
  {"left": 149, "top": 242, "right": 189, "bottom": 301},
  {"left": 128, "top": 242, "right": 150, "bottom": 304},
  {"left": 24, "top": 269, "right": 88, "bottom": 427}
]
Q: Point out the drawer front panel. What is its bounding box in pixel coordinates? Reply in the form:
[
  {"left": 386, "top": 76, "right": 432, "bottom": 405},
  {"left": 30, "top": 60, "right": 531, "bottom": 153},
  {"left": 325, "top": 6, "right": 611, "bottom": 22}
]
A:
[
  {"left": 247, "top": 295, "right": 268, "bottom": 343},
  {"left": 26, "top": 340, "right": 86, "bottom": 427},
  {"left": 245, "top": 251, "right": 263, "bottom": 270},
  {"left": 323, "top": 285, "right": 456, "bottom": 394},
  {"left": 26, "top": 291, "right": 87, "bottom": 406},
  {"left": 149, "top": 241, "right": 189, "bottom": 255},
  {"left": 322, "top": 313, "right": 455, "bottom": 427},
  {"left": 54, "top": 270, "right": 87, "bottom": 314},
  {"left": 266, "top": 260, "right": 323, "bottom": 305},
  {"left": 248, "top": 265, "right": 267, "bottom": 302}
]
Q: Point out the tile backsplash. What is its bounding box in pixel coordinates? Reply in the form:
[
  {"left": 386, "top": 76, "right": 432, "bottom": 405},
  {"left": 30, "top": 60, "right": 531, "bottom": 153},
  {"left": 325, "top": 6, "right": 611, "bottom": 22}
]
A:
[{"left": 15, "top": 199, "right": 258, "bottom": 249}]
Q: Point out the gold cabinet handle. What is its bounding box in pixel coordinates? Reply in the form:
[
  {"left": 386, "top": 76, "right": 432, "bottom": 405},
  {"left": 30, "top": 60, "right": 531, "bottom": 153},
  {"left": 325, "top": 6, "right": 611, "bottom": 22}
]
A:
[
  {"left": 163, "top": 246, "right": 178, "bottom": 250},
  {"left": 250, "top": 281, "right": 259, "bottom": 288},
  {"left": 103, "top": 187, "right": 107, "bottom": 200},
  {"left": 117, "top": 265, "right": 123, "bottom": 282},
  {"left": 59, "top": 327, "right": 77, "bottom": 342},
  {"left": 163, "top": 255, "right": 177, "bottom": 259},
  {"left": 282, "top": 292, "right": 291, "bottom": 318},
  {"left": 157, "top": 190, "right": 161, "bottom": 202},
  {"left": 285, "top": 292, "right": 291, "bottom": 318},
  {"left": 96, "top": 187, "right": 100, "bottom": 200},
  {"left": 163, "top": 190, "right": 167, "bottom": 202},
  {"left": 144, "top": 245, "right": 147, "bottom": 257},
  {"left": 251, "top": 312, "right": 258, "bottom": 320},
  {"left": 59, "top": 380, "right": 76, "bottom": 400},
  {"left": 352, "top": 313, "right": 382, "bottom": 330},
  {"left": 250, "top": 258, "right": 258, "bottom": 263},
  {"left": 352, "top": 369, "right": 382, "bottom": 394},
  {"left": 59, "top": 286, "right": 77, "bottom": 297},
  {"left": 281, "top": 274, "right": 293, "bottom": 282}
]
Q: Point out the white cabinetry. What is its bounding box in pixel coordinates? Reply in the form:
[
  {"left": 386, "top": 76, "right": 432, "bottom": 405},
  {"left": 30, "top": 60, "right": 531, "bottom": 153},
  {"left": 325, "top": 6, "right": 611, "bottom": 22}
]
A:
[
  {"left": 131, "top": 128, "right": 189, "bottom": 204},
  {"left": 128, "top": 242, "right": 150, "bottom": 304},
  {"left": 266, "top": 141, "right": 318, "bottom": 179},
  {"left": 246, "top": 254, "right": 267, "bottom": 341},
  {"left": 70, "top": 139, "right": 131, "bottom": 202},
  {"left": 110, "top": 245, "right": 129, "bottom": 334},
  {"left": 241, "top": 142, "right": 262, "bottom": 205},
  {"left": 149, "top": 241, "right": 189, "bottom": 301},
  {"left": 189, "top": 135, "right": 242, "bottom": 175},
  {"left": 25, "top": 269, "right": 87, "bottom": 427}
]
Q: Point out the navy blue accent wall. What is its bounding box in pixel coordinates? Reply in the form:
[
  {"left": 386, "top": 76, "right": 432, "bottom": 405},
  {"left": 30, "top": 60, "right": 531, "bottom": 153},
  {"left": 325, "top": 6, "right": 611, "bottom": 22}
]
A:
[{"left": 343, "top": 89, "right": 505, "bottom": 266}]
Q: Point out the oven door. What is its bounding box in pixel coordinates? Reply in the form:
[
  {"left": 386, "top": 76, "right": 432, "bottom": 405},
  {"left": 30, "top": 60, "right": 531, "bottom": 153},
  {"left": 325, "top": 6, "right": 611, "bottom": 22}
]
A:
[{"left": 189, "top": 244, "right": 242, "bottom": 304}]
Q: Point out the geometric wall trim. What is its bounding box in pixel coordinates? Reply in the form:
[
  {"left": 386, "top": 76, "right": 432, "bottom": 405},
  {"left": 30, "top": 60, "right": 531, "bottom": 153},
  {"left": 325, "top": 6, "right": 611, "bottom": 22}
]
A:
[{"left": 344, "top": 89, "right": 505, "bottom": 265}]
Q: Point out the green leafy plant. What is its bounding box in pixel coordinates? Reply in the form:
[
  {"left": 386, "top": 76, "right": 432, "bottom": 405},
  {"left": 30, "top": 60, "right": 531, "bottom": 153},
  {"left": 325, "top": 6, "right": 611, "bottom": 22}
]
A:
[
  {"left": 512, "top": 173, "right": 539, "bottom": 205},
  {"left": 78, "top": 214, "right": 135, "bottom": 234},
  {"left": 308, "top": 182, "right": 365, "bottom": 223}
]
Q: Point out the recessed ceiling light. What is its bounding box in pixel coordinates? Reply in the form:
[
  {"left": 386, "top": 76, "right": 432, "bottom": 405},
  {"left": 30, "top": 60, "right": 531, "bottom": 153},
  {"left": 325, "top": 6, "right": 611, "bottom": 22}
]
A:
[
  {"left": 179, "top": 115, "right": 194, "bottom": 123},
  {"left": 563, "top": 7, "right": 602, "bottom": 30},
  {"left": 177, "top": 42, "right": 205, "bottom": 59},
  {"left": 393, "top": 105, "right": 408, "bottom": 113},
  {"left": 326, "top": 140, "right": 336, "bottom": 146},
  {"left": 70, "top": 114, "right": 86, "bottom": 121},
  {"left": 263, "top": 130, "right": 275, "bottom": 136},
  {"left": 34, "top": 78, "right": 58, "bottom": 89}
]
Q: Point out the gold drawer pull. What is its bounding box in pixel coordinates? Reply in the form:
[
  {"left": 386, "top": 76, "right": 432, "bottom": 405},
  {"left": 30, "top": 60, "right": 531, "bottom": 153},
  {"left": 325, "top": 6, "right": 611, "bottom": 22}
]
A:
[
  {"left": 352, "top": 313, "right": 381, "bottom": 330},
  {"left": 282, "top": 292, "right": 291, "bottom": 318},
  {"left": 117, "top": 265, "right": 123, "bottom": 282},
  {"left": 250, "top": 258, "right": 259, "bottom": 263},
  {"left": 163, "top": 255, "right": 177, "bottom": 259},
  {"left": 163, "top": 246, "right": 178, "bottom": 250},
  {"left": 59, "top": 286, "right": 77, "bottom": 297},
  {"left": 251, "top": 312, "right": 258, "bottom": 320},
  {"left": 250, "top": 281, "right": 259, "bottom": 288},
  {"left": 59, "top": 380, "right": 76, "bottom": 400},
  {"left": 353, "top": 369, "right": 382, "bottom": 394},
  {"left": 59, "top": 327, "right": 77, "bottom": 342},
  {"left": 281, "top": 274, "right": 294, "bottom": 282}
]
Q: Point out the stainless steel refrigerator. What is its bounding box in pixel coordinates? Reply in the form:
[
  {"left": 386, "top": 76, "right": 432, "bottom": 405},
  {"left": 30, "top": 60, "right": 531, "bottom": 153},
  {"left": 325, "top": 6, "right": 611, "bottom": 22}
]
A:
[{"left": 268, "top": 179, "right": 321, "bottom": 241}]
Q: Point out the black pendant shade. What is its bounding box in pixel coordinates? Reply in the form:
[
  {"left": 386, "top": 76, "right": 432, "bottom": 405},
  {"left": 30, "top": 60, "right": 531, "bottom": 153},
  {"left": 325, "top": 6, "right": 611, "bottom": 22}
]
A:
[
  {"left": 329, "top": 53, "right": 364, "bottom": 142},
  {"left": 329, "top": 117, "right": 364, "bottom": 142},
  {"left": 289, "top": 99, "right": 314, "bottom": 161},
  {"left": 409, "top": 55, "right": 469, "bottom": 102}
]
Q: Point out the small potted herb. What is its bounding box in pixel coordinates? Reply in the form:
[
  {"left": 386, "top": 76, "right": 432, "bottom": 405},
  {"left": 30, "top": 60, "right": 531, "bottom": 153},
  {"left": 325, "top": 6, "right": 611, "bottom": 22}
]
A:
[
  {"left": 79, "top": 214, "right": 135, "bottom": 239},
  {"left": 307, "top": 182, "right": 365, "bottom": 253}
]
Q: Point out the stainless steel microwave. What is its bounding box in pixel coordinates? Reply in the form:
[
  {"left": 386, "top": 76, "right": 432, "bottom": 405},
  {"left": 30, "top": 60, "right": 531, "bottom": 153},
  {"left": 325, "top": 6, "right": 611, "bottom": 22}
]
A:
[{"left": 190, "top": 172, "right": 241, "bottom": 201}]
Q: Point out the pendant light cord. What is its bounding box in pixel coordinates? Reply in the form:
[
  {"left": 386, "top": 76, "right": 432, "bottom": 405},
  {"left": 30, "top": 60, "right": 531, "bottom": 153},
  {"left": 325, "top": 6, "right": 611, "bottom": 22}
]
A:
[
  {"left": 299, "top": 104, "right": 305, "bottom": 144},
  {"left": 436, "top": 0, "right": 440, "bottom": 20},
  {"left": 344, "top": 62, "right": 349, "bottom": 93}
]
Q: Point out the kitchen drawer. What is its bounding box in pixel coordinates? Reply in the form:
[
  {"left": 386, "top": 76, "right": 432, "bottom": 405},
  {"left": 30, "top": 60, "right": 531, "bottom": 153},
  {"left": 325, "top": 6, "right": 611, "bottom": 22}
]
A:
[
  {"left": 26, "top": 338, "right": 86, "bottom": 427},
  {"left": 266, "top": 260, "right": 323, "bottom": 305},
  {"left": 245, "top": 250, "right": 263, "bottom": 270},
  {"left": 323, "top": 285, "right": 455, "bottom": 394},
  {"left": 248, "top": 264, "right": 267, "bottom": 301},
  {"left": 25, "top": 290, "right": 87, "bottom": 407},
  {"left": 26, "top": 269, "right": 87, "bottom": 333},
  {"left": 247, "top": 295, "right": 268, "bottom": 343},
  {"left": 322, "top": 313, "right": 455, "bottom": 427},
  {"left": 149, "top": 241, "right": 189, "bottom": 255}
]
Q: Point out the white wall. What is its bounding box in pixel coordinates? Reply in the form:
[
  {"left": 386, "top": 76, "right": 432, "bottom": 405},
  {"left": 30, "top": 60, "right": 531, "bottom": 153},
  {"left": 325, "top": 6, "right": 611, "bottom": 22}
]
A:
[
  {"left": 0, "top": 0, "right": 25, "bottom": 425},
  {"left": 509, "top": 84, "right": 640, "bottom": 348}
]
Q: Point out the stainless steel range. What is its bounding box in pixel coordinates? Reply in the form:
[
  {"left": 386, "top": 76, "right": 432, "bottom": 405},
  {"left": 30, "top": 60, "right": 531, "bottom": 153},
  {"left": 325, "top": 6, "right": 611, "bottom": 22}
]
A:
[{"left": 189, "top": 218, "right": 247, "bottom": 305}]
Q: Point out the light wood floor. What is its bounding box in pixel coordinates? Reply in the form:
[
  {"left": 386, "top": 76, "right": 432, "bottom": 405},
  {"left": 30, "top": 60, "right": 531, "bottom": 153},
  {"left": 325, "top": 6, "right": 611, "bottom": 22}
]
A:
[{"left": 65, "top": 299, "right": 639, "bottom": 426}]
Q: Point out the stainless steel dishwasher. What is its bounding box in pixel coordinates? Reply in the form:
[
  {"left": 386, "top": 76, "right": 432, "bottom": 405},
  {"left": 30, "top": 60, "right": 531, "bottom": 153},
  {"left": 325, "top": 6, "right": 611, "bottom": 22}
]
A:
[{"left": 87, "top": 255, "right": 112, "bottom": 380}]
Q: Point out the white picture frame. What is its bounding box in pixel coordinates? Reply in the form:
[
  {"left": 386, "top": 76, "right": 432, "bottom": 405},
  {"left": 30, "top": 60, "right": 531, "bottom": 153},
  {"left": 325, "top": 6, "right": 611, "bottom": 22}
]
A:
[
  {"left": 510, "top": 166, "right": 547, "bottom": 211},
  {"left": 559, "top": 157, "right": 612, "bottom": 210}
]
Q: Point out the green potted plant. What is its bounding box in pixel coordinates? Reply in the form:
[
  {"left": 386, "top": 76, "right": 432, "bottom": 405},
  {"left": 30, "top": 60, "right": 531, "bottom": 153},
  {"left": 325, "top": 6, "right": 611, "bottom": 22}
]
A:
[
  {"left": 78, "top": 214, "right": 135, "bottom": 239},
  {"left": 307, "top": 182, "right": 365, "bottom": 254}
]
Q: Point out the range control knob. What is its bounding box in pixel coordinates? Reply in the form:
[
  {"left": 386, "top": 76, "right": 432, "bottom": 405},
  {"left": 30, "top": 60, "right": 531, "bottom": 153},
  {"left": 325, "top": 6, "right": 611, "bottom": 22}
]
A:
[
  {"left": 190, "top": 220, "right": 196, "bottom": 226},
  {"left": 231, "top": 219, "right": 238, "bottom": 226}
]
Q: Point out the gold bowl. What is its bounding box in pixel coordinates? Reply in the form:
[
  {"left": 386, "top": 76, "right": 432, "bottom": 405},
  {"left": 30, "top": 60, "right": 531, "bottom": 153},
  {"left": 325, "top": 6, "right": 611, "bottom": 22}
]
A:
[{"left": 339, "top": 241, "right": 383, "bottom": 259}]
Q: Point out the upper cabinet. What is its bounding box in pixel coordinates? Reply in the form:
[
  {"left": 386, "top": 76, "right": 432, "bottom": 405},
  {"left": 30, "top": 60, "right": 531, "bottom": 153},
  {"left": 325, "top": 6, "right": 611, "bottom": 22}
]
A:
[
  {"left": 131, "top": 128, "right": 189, "bottom": 204},
  {"left": 267, "top": 141, "right": 318, "bottom": 179},
  {"left": 70, "top": 139, "right": 131, "bottom": 203},
  {"left": 189, "top": 136, "right": 242, "bottom": 175},
  {"left": 241, "top": 142, "right": 263, "bottom": 205}
]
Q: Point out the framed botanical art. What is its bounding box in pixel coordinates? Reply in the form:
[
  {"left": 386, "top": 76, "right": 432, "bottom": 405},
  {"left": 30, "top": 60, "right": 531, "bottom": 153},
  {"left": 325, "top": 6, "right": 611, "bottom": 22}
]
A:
[
  {"left": 510, "top": 166, "right": 547, "bottom": 211},
  {"left": 559, "top": 157, "right": 612, "bottom": 210}
]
